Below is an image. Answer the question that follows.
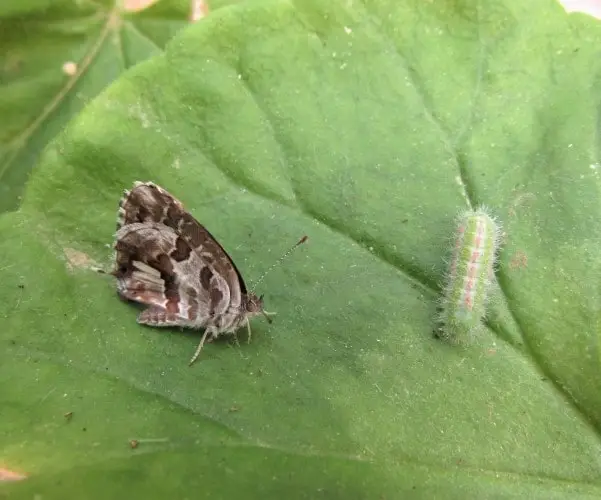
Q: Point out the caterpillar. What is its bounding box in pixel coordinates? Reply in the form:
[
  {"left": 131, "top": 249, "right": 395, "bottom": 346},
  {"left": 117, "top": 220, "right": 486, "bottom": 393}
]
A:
[{"left": 437, "top": 207, "right": 501, "bottom": 343}]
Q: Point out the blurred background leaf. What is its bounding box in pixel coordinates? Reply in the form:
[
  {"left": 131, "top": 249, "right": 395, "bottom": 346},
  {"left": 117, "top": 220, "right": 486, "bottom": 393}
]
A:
[{"left": 0, "top": 0, "right": 237, "bottom": 213}]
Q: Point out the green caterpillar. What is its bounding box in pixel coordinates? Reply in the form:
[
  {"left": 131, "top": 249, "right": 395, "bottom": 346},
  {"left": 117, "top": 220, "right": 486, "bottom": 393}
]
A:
[{"left": 438, "top": 208, "right": 501, "bottom": 343}]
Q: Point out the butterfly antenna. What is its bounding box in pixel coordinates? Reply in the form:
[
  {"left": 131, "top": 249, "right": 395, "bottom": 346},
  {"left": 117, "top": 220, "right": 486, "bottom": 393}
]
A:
[{"left": 250, "top": 235, "right": 308, "bottom": 291}]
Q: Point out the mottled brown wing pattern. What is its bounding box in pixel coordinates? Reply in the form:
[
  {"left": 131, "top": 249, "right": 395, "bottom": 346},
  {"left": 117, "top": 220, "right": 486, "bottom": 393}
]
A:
[
  {"left": 113, "top": 222, "right": 231, "bottom": 326},
  {"left": 117, "top": 181, "right": 246, "bottom": 305},
  {"left": 112, "top": 181, "right": 267, "bottom": 365}
]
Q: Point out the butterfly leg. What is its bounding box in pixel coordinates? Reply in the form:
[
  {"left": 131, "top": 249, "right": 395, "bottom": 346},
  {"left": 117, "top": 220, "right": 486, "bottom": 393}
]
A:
[
  {"left": 189, "top": 327, "right": 214, "bottom": 366},
  {"left": 246, "top": 318, "right": 252, "bottom": 344}
]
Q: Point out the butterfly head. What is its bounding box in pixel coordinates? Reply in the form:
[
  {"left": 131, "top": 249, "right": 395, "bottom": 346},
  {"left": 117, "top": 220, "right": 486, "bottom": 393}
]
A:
[{"left": 245, "top": 293, "right": 273, "bottom": 324}]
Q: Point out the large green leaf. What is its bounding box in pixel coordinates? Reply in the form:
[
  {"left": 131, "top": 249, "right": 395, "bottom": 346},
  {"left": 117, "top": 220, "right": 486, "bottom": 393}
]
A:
[
  {"left": 3, "top": 0, "right": 601, "bottom": 497},
  {"left": 0, "top": 0, "right": 198, "bottom": 214}
]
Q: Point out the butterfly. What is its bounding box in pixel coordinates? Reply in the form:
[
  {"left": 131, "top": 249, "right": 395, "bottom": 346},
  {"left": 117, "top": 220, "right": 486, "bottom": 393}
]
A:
[{"left": 111, "top": 181, "right": 305, "bottom": 366}]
